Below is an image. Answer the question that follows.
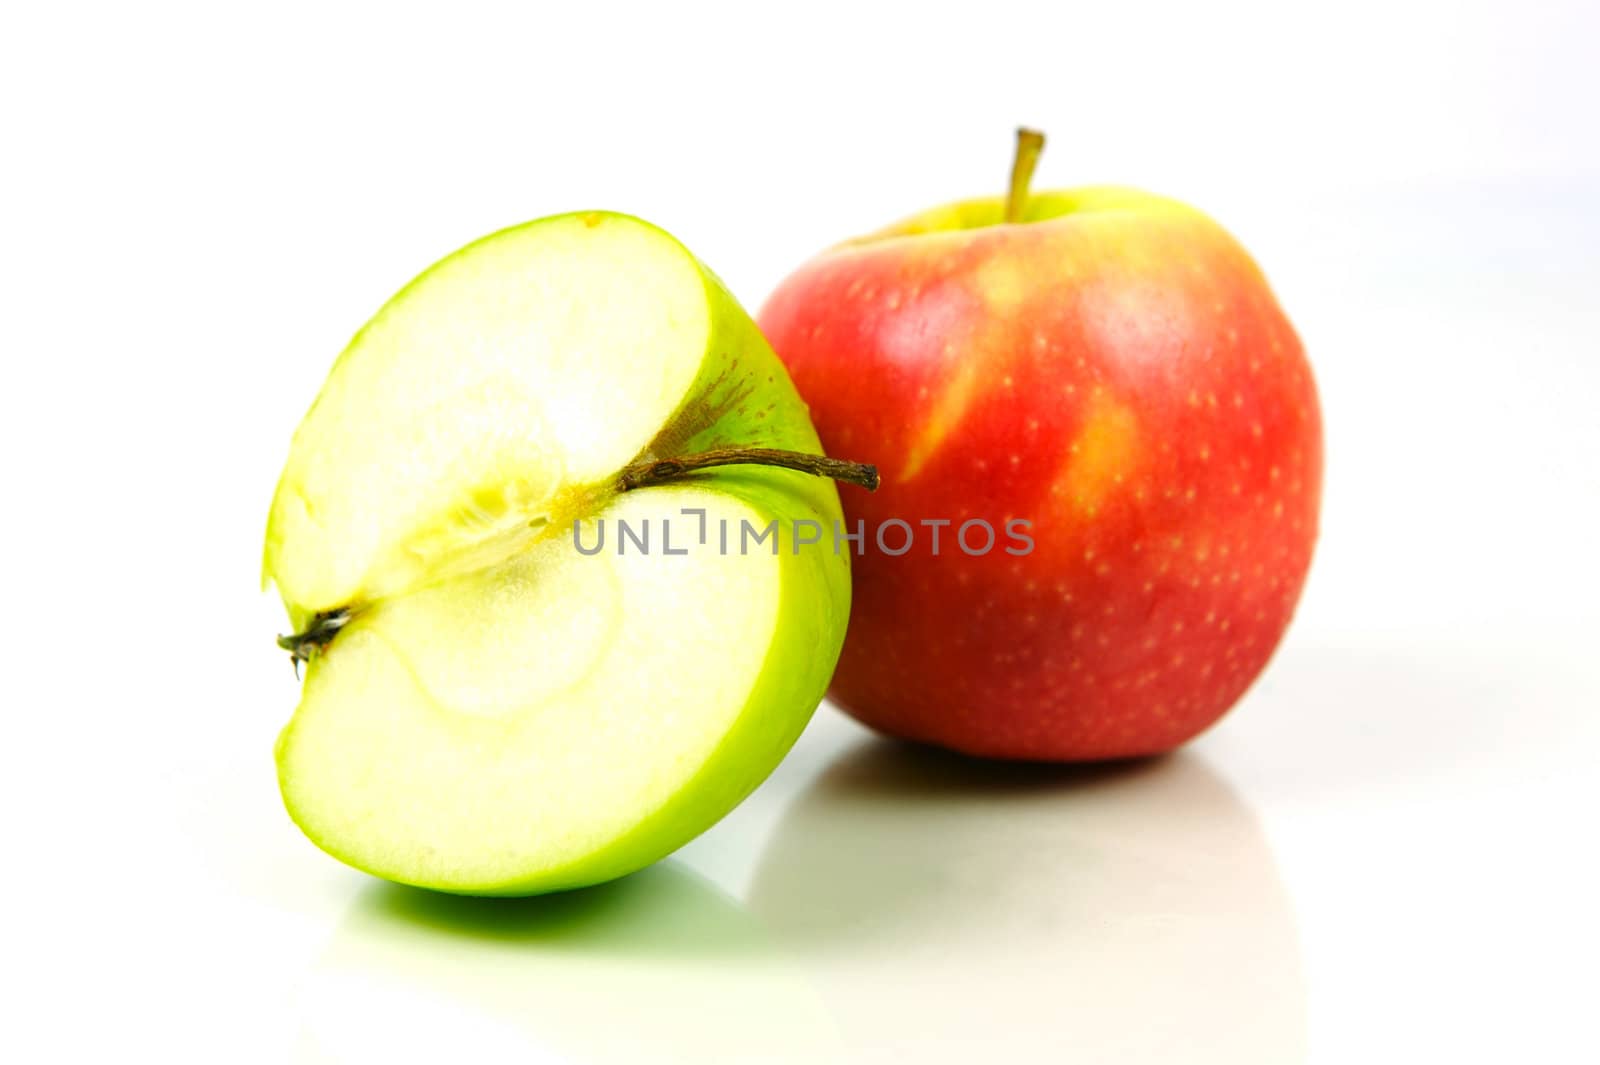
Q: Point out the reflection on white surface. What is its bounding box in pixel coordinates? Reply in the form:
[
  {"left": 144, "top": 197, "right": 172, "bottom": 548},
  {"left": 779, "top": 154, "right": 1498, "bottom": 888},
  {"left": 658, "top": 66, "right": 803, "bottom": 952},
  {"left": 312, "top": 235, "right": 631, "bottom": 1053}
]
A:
[
  {"left": 293, "top": 732, "right": 1302, "bottom": 1065},
  {"left": 297, "top": 862, "right": 839, "bottom": 1064},
  {"left": 749, "top": 741, "right": 1304, "bottom": 1063}
]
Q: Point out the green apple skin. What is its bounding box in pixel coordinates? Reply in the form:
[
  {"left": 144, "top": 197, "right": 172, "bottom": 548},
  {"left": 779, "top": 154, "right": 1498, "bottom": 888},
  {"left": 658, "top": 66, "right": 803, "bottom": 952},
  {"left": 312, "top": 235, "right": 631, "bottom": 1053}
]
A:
[{"left": 266, "top": 213, "right": 850, "bottom": 895}]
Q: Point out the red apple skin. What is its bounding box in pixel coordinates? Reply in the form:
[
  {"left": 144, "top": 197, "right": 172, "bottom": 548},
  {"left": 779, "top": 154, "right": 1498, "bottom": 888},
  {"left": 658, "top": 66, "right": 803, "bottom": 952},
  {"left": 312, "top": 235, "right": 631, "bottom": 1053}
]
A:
[{"left": 759, "top": 189, "right": 1322, "bottom": 760}]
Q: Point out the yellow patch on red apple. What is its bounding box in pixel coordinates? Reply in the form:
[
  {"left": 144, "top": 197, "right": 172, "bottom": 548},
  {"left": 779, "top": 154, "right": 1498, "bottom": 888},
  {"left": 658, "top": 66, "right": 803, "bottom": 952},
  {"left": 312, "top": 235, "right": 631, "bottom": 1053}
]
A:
[
  {"left": 899, "top": 355, "right": 983, "bottom": 481},
  {"left": 973, "top": 252, "right": 1030, "bottom": 314},
  {"left": 1052, "top": 392, "right": 1139, "bottom": 516}
]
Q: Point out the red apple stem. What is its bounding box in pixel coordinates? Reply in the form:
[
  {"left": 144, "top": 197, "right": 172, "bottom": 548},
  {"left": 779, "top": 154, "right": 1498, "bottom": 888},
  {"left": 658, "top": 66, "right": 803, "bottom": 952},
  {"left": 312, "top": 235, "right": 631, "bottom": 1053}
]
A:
[
  {"left": 1006, "top": 127, "right": 1046, "bottom": 224},
  {"left": 618, "top": 447, "right": 880, "bottom": 492}
]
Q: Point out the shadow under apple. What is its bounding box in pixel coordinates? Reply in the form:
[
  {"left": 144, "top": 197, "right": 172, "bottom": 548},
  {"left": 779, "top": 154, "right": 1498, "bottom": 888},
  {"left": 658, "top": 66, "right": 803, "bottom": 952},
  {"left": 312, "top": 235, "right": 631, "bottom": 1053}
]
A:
[
  {"left": 296, "top": 861, "right": 838, "bottom": 1064},
  {"left": 747, "top": 740, "right": 1306, "bottom": 1064}
]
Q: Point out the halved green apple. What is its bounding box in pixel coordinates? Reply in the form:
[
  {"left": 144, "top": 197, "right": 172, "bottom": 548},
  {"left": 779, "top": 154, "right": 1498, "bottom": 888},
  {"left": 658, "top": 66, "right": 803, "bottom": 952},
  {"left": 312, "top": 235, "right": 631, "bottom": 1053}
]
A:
[{"left": 264, "top": 212, "right": 864, "bottom": 895}]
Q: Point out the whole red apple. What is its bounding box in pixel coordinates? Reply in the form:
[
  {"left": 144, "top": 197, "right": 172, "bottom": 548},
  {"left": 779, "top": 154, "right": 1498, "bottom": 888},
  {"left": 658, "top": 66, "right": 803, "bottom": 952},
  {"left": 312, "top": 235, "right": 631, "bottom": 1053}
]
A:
[{"left": 759, "top": 131, "right": 1322, "bottom": 760}]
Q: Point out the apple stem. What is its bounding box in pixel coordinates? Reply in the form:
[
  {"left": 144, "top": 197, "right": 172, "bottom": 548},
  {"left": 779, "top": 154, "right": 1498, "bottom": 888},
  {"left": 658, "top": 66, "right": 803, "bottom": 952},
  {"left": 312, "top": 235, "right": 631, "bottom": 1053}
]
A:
[
  {"left": 1005, "top": 127, "right": 1046, "bottom": 224},
  {"left": 275, "top": 451, "right": 876, "bottom": 673},
  {"left": 618, "top": 447, "right": 880, "bottom": 492}
]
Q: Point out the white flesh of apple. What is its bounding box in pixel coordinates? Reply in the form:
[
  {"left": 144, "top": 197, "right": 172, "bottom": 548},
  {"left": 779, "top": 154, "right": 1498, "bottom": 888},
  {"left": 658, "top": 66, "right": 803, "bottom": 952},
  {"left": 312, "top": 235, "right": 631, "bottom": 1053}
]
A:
[
  {"left": 280, "top": 486, "right": 782, "bottom": 890},
  {"left": 265, "top": 214, "right": 844, "bottom": 894},
  {"left": 266, "top": 216, "right": 711, "bottom": 614}
]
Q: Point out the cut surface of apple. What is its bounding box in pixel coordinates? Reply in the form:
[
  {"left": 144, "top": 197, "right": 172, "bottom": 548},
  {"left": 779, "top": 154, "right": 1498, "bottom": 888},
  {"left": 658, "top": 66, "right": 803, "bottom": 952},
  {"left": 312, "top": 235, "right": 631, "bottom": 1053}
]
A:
[{"left": 265, "top": 212, "right": 851, "bottom": 895}]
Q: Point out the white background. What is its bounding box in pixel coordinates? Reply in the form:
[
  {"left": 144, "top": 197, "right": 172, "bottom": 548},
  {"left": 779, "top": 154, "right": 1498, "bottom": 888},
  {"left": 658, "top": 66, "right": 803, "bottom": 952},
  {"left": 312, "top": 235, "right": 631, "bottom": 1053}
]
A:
[{"left": 4, "top": 1, "right": 1597, "bottom": 1061}]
